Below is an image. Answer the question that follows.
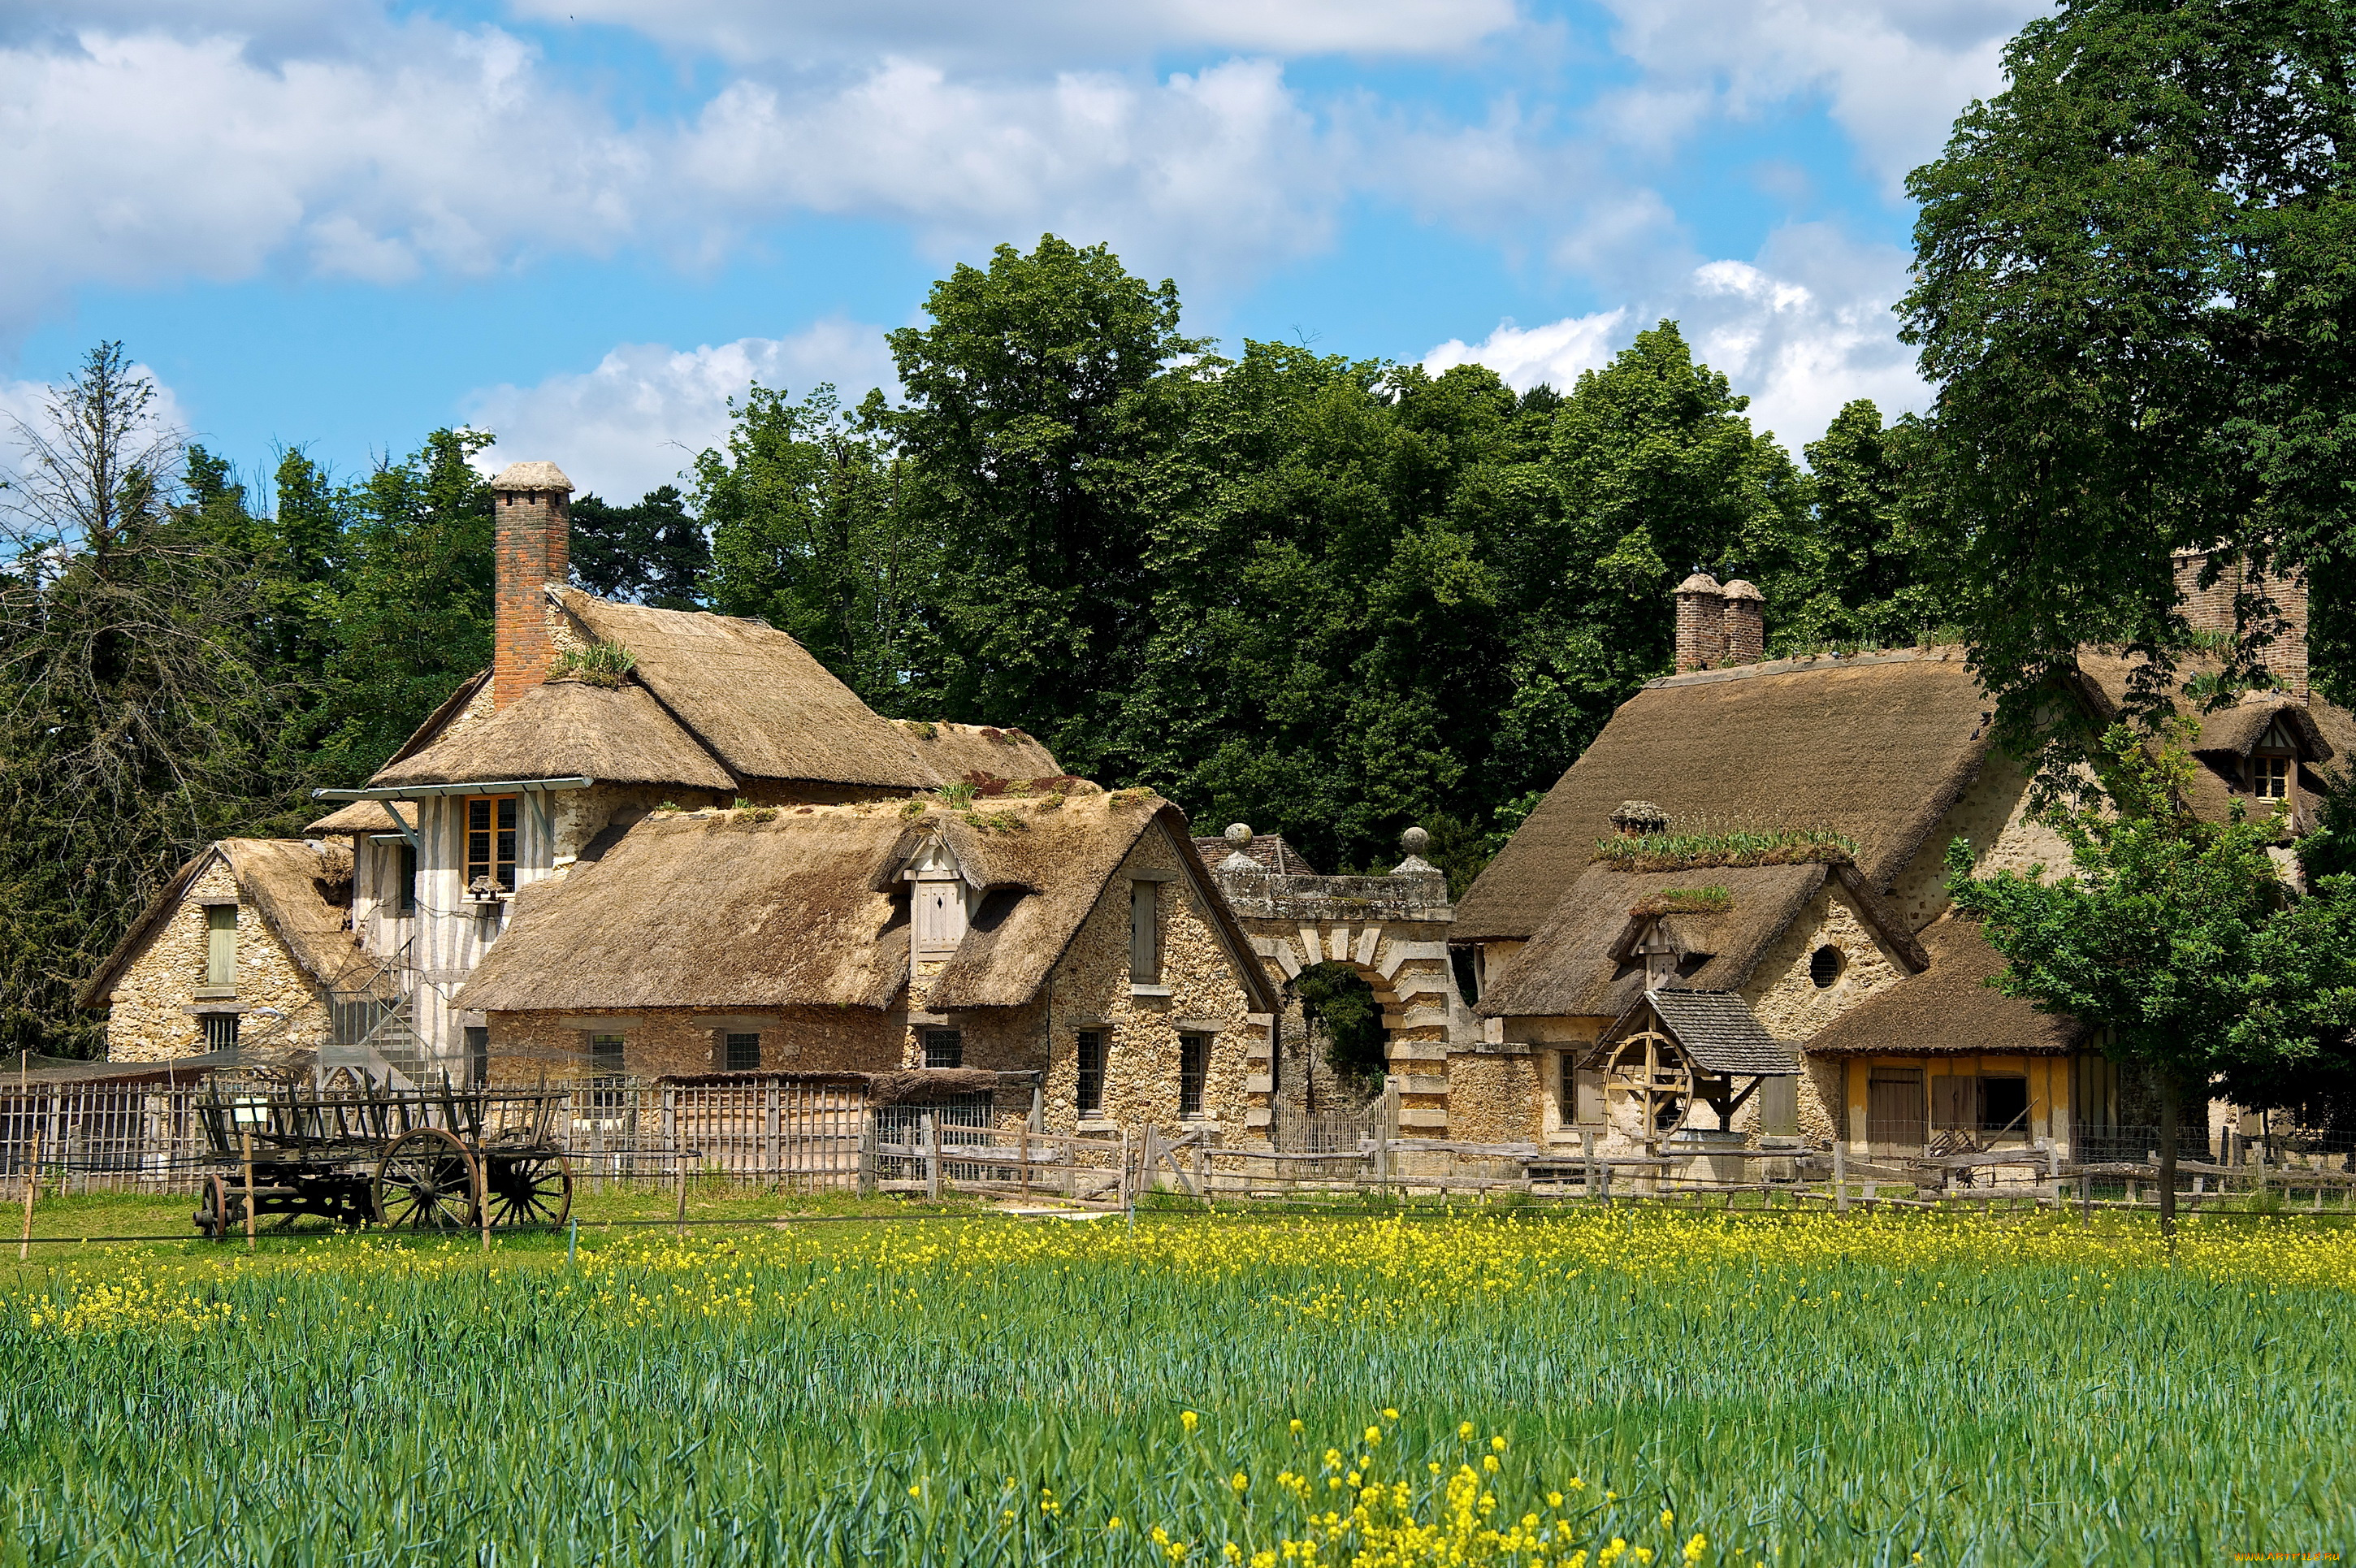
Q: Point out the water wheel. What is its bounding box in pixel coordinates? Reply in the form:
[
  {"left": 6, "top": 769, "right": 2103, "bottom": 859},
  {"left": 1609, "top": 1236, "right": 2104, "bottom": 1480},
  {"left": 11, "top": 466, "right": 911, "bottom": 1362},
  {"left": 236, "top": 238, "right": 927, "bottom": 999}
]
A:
[
  {"left": 482, "top": 1149, "right": 574, "bottom": 1229},
  {"left": 374, "top": 1127, "right": 481, "bottom": 1230},
  {"left": 1594, "top": 1029, "right": 1695, "bottom": 1141}
]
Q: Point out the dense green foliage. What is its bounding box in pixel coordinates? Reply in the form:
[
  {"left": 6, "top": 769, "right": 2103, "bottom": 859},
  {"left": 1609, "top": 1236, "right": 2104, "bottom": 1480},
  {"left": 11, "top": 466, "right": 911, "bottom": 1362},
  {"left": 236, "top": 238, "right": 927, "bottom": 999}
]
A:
[
  {"left": 1947, "top": 726, "right": 2356, "bottom": 1219},
  {"left": 1292, "top": 961, "right": 1387, "bottom": 1082},
  {"left": 2, "top": 1212, "right": 2352, "bottom": 1563},
  {"left": 1903, "top": 0, "right": 2356, "bottom": 756}
]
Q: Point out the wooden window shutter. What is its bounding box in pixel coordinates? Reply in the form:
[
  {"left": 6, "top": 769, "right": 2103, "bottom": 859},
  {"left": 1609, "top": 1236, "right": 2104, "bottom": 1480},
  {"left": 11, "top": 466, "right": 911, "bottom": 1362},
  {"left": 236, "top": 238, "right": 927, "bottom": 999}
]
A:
[
  {"left": 1130, "top": 881, "right": 1158, "bottom": 981},
  {"left": 205, "top": 905, "right": 238, "bottom": 987}
]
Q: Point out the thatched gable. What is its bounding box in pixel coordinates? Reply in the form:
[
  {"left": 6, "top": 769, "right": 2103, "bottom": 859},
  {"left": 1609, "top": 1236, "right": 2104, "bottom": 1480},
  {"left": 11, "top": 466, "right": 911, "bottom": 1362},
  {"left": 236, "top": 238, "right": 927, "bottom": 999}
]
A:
[
  {"left": 894, "top": 719, "right": 1061, "bottom": 782},
  {"left": 1456, "top": 649, "right": 1998, "bottom": 943},
  {"left": 560, "top": 591, "right": 937, "bottom": 790},
  {"left": 371, "top": 678, "right": 734, "bottom": 790},
  {"left": 1478, "top": 860, "right": 1925, "bottom": 1022},
  {"left": 80, "top": 839, "right": 366, "bottom": 1009},
  {"left": 2074, "top": 652, "right": 2349, "bottom": 825},
  {"left": 1806, "top": 914, "right": 2085, "bottom": 1057},
  {"left": 1477, "top": 864, "right": 1829, "bottom": 1020}
]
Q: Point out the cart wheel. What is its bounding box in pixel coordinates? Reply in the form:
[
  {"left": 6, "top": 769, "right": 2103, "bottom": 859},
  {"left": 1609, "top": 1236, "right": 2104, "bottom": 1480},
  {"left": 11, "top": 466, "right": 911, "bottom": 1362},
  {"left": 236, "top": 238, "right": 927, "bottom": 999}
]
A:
[
  {"left": 193, "top": 1173, "right": 240, "bottom": 1241},
  {"left": 374, "top": 1128, "right": 481, "bottom": 1230},
  {"left": 484, "top": 1150, "right": 573, "bottom": 1230}
]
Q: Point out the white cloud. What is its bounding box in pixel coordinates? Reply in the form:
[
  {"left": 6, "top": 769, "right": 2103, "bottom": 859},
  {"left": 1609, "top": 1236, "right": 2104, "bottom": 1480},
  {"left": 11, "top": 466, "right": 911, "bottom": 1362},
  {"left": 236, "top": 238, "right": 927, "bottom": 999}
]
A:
[
  {"left": 1594, "top": 0, "right": 2039, "bottom": 191},
  {"left": 461, "top": 318, "right": 900, "bottom": 501},
  {"left": 512, "top": 0, "right": 1518, "bottom": 66},
  {"left": 1423, "top": 225, "right": 1927, "bottom": 455}
]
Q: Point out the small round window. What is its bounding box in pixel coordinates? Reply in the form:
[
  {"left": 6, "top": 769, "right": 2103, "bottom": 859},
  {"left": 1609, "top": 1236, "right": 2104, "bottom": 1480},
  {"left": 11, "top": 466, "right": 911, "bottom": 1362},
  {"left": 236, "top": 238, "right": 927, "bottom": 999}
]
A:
[{"left": 1809, "top": 945, "right": 1844, "bottom": 988}]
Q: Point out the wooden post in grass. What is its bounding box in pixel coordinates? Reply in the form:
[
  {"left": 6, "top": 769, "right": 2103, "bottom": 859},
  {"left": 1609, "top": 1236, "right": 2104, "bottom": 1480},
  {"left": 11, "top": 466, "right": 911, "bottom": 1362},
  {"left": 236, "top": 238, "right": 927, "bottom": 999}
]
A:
[
  {"left": 240, "top": 1130, "right": 257, "bottom": 1250},
  {"left": 920, "top": 1113, "right": 939, "bottom": 1202},
  {"left": 482, "top": 1153, "right": 494, "bottom": 1254},
  {"left": 1833, "top": 1141, "right": 1848, "bottom": 1214},
  {"left": 18, "top": 1132, "right": 38, "bottom": 1262},
  {"left": 856, "top": 1114, "right": 877, "bottom": 1198},
  {"left": 674, "top": 1150, "right": 687, "bottom": 1238}
]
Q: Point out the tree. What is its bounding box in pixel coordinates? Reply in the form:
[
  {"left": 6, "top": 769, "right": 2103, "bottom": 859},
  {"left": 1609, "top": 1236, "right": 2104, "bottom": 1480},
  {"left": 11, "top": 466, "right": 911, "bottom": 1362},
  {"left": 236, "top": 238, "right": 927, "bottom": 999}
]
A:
[
  {"left": 1947, "top": 726, "right": 2356, "bottom": 1232},
  {"left": 698, "top": 386, "right": 929, "bottom": 708},
  {"left": 572, "top": 484, "right": 709, "bottom": 612},
  {"left": 0, "top": 344, "right": 281, "bottom": 1053},
  {"left": 885, "top": 236, "right": 1204, "bottom": 777},
  {"left": 1772, "top": 401, "right": 1952, "bottom": 651},
  {"left": 1902, "top": 0, "right": 2356, "bottom": 760},
  {"left": 301, "top": 430, "right": 496, "bottom": 786}
]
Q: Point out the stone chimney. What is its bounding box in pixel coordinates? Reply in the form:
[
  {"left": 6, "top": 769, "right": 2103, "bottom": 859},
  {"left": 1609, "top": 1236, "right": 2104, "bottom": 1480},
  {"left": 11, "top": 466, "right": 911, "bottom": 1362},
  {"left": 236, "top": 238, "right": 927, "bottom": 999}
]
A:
[
  {"left": 1721, "top": 579, "right": 1765, "bottom": 665},
  {"left": 1674, "top": 572, "right": 1726, "bottom": 672},
  {"left": 489, "top": 461, "right": 574, "bottom": 710},
  {"left": 2174, "top": 547, "right": 2309, "bottom": 701}
]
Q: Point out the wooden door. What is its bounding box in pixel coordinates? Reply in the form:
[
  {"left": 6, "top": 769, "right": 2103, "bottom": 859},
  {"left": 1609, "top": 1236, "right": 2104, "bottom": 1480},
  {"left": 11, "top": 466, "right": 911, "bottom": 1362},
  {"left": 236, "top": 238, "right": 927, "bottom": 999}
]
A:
[{"left": 1868, "top": 1068, "right": 1925, "bottom": 1153}]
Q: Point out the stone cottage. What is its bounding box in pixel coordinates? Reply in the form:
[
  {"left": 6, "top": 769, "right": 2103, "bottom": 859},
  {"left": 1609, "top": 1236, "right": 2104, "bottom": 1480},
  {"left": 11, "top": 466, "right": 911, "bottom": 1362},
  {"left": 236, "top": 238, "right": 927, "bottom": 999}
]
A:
[
  {"left": 78, "top": 838, "right": 381, "bottom": 1060},
  {"left": 1451, "top": 560, "right": 2353, "bottom": 1161},
  {"left": 450, "top": 787, "right": 1280, "bottom": 1140}
]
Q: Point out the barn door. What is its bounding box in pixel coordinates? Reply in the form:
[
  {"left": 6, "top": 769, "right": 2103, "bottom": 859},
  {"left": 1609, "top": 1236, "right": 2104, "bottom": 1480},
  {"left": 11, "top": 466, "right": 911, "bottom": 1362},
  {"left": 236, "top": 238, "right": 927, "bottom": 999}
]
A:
[{"left": 1868, "top": 1068, "right": 1925, "bottom": 1154}]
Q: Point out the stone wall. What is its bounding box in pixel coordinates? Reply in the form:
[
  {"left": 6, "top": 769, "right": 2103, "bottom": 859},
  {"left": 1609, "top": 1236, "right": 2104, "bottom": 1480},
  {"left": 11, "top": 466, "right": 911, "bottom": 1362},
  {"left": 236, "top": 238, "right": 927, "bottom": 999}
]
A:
[
  {"left": 102, "top": 858, "right": 333, "bottom": 1062},
  {"left": 1440, "top": 1050, "right": 1540, "bottom": 1143},
  {"left": 1888, "top": 757, "right": 2072, "bottom": 932},
  {"left": 485, "top": 1005, "right": 903, "bottom": 1080},
  {"left": 1024, "top": 823, "right": 1263, "bottom": 1144},
  {"left": 1739, "top": 886, "right": 1910, "bottom": 1142}
]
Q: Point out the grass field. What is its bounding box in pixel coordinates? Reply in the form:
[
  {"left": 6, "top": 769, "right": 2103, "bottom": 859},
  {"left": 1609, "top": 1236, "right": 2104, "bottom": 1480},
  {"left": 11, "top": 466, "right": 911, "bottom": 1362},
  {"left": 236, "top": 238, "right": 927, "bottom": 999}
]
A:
[{"left": 2, "top": 1193, "right": 2351, "bottom": 1566}]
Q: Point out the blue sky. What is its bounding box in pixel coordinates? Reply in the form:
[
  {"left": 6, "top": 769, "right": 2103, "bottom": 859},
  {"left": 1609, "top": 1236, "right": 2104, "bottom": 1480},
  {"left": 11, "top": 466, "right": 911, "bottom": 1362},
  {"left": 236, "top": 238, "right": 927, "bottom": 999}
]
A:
[{"left": 1, "top": 0, "right": 2043, "bottom": 500}]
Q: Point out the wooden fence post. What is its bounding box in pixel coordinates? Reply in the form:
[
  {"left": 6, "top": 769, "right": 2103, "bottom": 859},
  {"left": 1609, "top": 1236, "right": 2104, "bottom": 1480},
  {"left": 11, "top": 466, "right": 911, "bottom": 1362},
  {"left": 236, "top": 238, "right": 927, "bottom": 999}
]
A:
[
  {"left": 856, "top": 1113, "right": 877, "bottom": 1198},
  {"left": 1833, "top": 1141, "right": 1848, "bottom": 1215},
  {"left": 920, "top": 1112, "right": 939, "bottom": 1202},
  {"left": 18, "top": 1132, "right": 38, "bottom": 1263},
  {"left": 240, "top": 1129, "right": 257, "bottom": 1250},
  {"left": 674, "top": 1148, "right": 687, "bottom": 1237},
  {"left": 1019, "top": 1123, "right": 1030, "bottom": 1203}
]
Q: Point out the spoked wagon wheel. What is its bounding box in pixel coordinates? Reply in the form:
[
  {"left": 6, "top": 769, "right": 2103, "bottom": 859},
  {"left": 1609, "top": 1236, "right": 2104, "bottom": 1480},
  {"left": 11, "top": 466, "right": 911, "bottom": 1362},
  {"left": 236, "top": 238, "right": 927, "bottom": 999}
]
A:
[
  {"left": 193, "top": 1173, "right": 241, "bottom": 1241},
  {"left": 483, "top": 1149, "right": 573, "bottom": 1229},
  {"left": 373, "top": 1128, "right": 481, "bottom": 1230},
  {"left": 1595, "top": 1029, "right": 1696, "bottom": 1141}
]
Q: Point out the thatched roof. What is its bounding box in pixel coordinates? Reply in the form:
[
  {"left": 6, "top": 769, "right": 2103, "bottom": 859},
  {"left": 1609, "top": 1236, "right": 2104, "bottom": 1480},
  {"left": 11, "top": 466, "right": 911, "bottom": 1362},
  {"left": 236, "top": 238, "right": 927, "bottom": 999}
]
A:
[
  {"left": 1457, "top": 648, "right": 1998, "bottom": 942},
  {"left": 80, "top": 840, "right": 369, "bottom": 1009},
  {"left": 2073, "top": 652, "right": 2347, "bottom": 825},
  {"left": 561, "top": 591, "right": 938, "bottom": 790},
  {"left": 372, "top": 677, "right": 734, "bottom": 790},
  {"left": 1805, "top": 914, "right": 2086, "bottom": 1057},
  {"left": 305, "top": 799, "right": 414, "bottom": 836},
  {"left": 1619, "top": 990, "right": 1800, "bottom": 1076},
  {"left": 895, "top": 719, "right": 1061, "bottom": 782},
  {"left": 1479, "top": 860, "right": 1925, "bottom": 1022},
  {"left": 455, "top": 791, "right": 1275, "bottom": 1017},
  {"left": 1478, "top": 864, "right": 1830, "bottom": 1020},
  {"left": 379, "top": 667, "right": 492, "bottom": 769}
]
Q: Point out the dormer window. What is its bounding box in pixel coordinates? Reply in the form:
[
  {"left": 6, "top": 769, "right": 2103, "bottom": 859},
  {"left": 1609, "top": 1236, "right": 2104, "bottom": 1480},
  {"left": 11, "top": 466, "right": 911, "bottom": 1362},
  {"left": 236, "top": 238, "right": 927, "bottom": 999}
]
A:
[
  {"left": 904, "top": 838, "right": 969, "bottom": 955},
  {"left": 2250, "top": 719, "right": 2298, "bottom": 800}
]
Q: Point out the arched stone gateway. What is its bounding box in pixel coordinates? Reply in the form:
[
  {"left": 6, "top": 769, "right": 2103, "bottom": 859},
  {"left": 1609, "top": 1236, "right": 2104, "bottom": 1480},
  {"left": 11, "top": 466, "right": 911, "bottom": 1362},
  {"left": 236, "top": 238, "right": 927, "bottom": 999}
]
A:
[{"left": 1207, "top": 825, "right": 1469, "bottom": 1145}]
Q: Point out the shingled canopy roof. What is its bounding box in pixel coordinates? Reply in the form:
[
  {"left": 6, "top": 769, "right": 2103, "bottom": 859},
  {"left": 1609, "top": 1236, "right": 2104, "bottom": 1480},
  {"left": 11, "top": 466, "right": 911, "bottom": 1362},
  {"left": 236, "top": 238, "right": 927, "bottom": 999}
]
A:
[
  {"left": 1457, "top": 649, "right": 1998, "bottom": 943},
  {"left": 1615, "top": 990, "right": 1800, "bottom": 1076}
]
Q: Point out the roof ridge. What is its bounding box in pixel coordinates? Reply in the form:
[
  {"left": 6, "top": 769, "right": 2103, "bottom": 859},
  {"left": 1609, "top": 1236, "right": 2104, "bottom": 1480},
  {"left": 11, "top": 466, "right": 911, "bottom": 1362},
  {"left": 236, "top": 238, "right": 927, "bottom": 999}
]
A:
[{"left": 1645, "top": 644, "right": 1967, "bottom": 689}]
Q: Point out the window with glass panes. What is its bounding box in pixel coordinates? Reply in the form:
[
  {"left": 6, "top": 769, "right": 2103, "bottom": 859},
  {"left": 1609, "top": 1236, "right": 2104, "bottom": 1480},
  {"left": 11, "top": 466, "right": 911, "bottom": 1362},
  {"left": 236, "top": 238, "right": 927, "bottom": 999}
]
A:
[
  {"left": 2251, "top": 753, "right": 2292, "bottom": 799},
  {"left": 724, "top": 1032, "right": 761, "bottom": 1071},
  {"left": 924, "top": 1029, "right": 963, "bottom": 1068},
  {"left": 1178, "top": 1032, "right": 1208, "bottom": 1117},
  {"left": 588, "top": 1033, "right": 627, "bottom": 1115},
  {"left": 1075, "top": 1030, "right": 1106, "bottom": 1114},
  {"left": 465, "top": 795, "right": 519, "bottom": 891}
]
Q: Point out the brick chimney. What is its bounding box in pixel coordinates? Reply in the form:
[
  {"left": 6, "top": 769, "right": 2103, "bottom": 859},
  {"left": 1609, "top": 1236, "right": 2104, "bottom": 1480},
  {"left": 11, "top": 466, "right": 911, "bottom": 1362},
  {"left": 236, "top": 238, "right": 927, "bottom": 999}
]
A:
[
  {"left": 1721, "top": 579, "right": 1765, "bottom": 665},
  {"left": 2174, "top": 547, "right": 2310, "bottom": 701},
  {"left": 489, "top": 461, "right": 574, "bottom": 710},
  {"left": 1674, "top": 572, "right": 1726, "bottom": 672}
]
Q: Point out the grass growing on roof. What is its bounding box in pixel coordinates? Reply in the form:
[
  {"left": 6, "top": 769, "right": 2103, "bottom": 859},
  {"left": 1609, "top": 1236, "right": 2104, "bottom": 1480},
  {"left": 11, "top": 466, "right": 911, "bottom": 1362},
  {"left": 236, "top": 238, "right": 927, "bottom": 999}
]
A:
[
  {"left": 2, "top": 1206, "right": 2352, "bottom": 1562},
  {"left": 1595, "top": 821, "right": 1860, "bottom": 872}
]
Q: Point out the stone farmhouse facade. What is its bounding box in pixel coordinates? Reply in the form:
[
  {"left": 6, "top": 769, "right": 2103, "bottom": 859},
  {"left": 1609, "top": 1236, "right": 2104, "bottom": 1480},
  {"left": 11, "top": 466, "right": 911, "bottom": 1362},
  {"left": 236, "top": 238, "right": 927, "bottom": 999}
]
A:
[{"left": 1451, "top": 557, "right": 2350, "bottom": 1161}]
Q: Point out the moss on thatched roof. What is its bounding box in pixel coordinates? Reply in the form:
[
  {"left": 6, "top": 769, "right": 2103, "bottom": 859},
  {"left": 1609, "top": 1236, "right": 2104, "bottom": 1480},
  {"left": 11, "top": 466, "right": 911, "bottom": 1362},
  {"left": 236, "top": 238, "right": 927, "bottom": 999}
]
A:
[
  {"left": 1457, "top": 648, "right": 1998, "bottom": 943},
  {"left": 895, "top": 719, "right": 1061, "bottom": 782},
  {"left": 372, "top": 678, "right": 734, "bottom": 790},
  {"left": 1805, "top": 914, "right": 2085, "bottom": 1057},
  {"left": 561, "top": 591, "right": 938, "bottom": 790}
]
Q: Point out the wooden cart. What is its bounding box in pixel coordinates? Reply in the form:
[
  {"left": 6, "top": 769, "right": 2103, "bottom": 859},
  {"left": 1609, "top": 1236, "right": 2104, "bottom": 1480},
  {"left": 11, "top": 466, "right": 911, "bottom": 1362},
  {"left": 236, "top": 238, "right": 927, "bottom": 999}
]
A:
[{"left": 192, "top": 1077, "right": 574, "bottom": 1239}]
